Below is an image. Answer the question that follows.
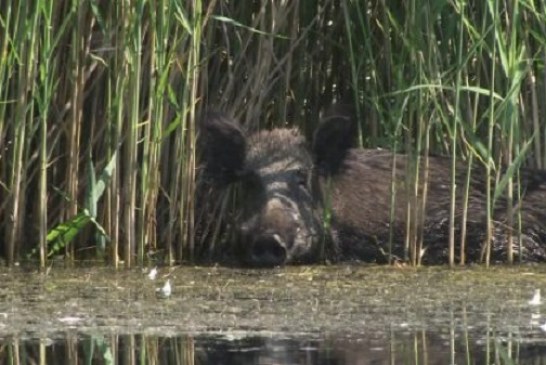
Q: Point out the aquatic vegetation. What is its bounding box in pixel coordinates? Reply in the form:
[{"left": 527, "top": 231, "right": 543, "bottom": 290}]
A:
[{"left": 1, "top": 1, "right": 545, "bottom": 268}]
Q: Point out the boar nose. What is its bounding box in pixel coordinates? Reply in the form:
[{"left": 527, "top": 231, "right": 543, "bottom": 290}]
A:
[{"left": 250, "top": 233, "right": 288, "bottom": 267}]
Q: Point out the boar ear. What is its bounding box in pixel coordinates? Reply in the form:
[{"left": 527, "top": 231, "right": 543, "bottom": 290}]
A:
[
  {"left": 200, "top": 111, "right": 246, "bottom": 182},
  {"left": 312, "top": 104, "right": 357, "bottom": 175}
]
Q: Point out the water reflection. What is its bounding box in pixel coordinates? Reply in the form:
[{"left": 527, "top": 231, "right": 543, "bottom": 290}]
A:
[{"left": 4, "top": 328, "right": 546, "bottom": 364}]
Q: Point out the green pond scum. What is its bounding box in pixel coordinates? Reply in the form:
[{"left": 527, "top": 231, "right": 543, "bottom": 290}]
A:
[{"left": 2, "top": 265, "right": 546, "bottom": 363}]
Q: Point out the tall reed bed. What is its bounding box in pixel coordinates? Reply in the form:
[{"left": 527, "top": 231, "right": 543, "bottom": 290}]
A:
[
  {"left": 0, "top": 0, "right": 545, "bottom": 267},
  {"left": 344, "top": 0, "right": 546, "bottom": 266}
]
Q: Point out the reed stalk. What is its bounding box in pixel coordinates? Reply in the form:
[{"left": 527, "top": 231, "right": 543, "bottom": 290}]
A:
[
  {"left": 36, "top": 0, "right": 54, "bottom": 268},
  {"left": 0, "top": 0, "right": 545, "bottom": 267},
  {"left": 449, "top": 0, "right": 465, "bottom": 267}
]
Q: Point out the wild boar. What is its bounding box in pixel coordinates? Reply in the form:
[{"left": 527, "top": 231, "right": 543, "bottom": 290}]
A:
[{"left": 198, "top": 108, "right": 546, "bottom": 266}]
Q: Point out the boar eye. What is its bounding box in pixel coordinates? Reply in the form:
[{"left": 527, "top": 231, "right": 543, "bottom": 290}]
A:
[
  {"left": 295, "top": 168, "right": 309, "bottom": 186},
  {"left": 239, "top": 171, "right": 265, "bottom": 198}
]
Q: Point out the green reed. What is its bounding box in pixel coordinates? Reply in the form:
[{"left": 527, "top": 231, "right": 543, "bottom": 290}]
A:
[
  {"left": 345, "top": 0, "right": 545, "bottom": 265},
  {"left": 0, "top": 0, "right": 545, "bottom": 267}
]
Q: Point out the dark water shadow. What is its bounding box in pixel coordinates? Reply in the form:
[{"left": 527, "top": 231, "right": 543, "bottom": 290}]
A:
[{"left": 5, "top": 329, "right": 546, "bottom": 364}]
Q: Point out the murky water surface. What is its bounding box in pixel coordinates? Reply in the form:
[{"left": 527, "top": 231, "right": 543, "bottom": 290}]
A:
[{"left": 2, "top": 264, "right": 546, "bottom": 364}]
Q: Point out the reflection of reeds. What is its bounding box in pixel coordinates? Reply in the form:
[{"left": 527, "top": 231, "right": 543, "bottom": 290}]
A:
[
  {"left": 1, "top": 1, "right": 545, "bottom": 266},
  {"left": 3, "top": 334, "right": 197, "bottom": 364},
  {"left": 3, "top": 323, "right": 540, "bottom": 364}
]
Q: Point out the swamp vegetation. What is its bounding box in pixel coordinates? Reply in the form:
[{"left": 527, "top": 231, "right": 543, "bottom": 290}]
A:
[
  {"left": 1, "top": 0, "right": 546, "bottom": 268},
  {"left": 5, "top": 3, "right": 546, "bottom": 364},
  {"left": 2, "top": 265, "right": 546, "bottom": 363}
]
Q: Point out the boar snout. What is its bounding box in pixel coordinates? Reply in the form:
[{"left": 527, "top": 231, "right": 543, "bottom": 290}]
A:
[
  {"left": 242, "top": 198, "right": 300, "bottom": 267},
  {"left": 249, "top": 233, "right": 288, "bottom": 267}
]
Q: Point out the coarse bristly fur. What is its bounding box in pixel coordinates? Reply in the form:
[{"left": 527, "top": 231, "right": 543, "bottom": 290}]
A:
[{"left": 197, "top": 106, "right": 546, "bottom": 266}]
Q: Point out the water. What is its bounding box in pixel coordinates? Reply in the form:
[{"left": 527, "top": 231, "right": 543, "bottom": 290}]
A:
[{"left": 2, "top": 265, "right": 546, "bottom": 364}]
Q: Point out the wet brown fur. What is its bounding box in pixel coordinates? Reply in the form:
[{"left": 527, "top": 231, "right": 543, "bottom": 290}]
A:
[
  {"left": 325, "top": 149, "right": 546, "bottom": 263},
  {"left": 199, "top": 107, "right": 546, "bottom": 265}
]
